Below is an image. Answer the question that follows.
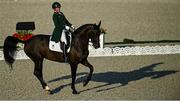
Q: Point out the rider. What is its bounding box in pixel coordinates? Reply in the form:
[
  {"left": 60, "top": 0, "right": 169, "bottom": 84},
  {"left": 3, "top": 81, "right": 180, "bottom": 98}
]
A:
[{"left": 51, "top": 1, "right": 74, "bottom": 62}]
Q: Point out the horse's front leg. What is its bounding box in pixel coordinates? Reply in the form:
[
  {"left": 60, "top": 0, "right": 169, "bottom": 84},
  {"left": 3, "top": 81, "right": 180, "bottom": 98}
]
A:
[
  {"left": 70, "top": 63, "right": 79, "bottom": 94},
  {"left": 81, "top": 59, "right": 94, "bottom": 87}
]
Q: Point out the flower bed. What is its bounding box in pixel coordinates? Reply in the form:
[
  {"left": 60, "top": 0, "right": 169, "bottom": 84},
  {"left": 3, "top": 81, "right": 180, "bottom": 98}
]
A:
[{"left": 13, "top": 32, "right": 33, "bottom": 41}]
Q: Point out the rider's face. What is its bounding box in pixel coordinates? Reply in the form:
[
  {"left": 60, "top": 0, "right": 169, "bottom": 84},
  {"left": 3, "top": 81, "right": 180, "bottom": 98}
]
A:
[{"left": 54, "top": 7, "right": 61, "bottom": 13}]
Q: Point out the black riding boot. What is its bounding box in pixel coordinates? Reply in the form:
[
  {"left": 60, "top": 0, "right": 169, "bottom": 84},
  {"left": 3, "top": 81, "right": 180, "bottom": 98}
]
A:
[
  {"left": 63, "top": 44, "right": 68, "bottom": 63},
  {"left": 61, "top": 42, "right": 68, "bottom": 63}
]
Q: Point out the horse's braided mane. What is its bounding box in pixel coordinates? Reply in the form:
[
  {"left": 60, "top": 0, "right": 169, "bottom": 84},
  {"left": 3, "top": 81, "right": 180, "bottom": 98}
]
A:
[{"left": 74, "top": 24, "right": 94, "bottom": 35}]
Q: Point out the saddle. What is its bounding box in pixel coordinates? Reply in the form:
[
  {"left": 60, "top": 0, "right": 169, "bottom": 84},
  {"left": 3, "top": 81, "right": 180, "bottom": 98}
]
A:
[{"left": 49, "top": 30, "right": 71, "bottom": 53}]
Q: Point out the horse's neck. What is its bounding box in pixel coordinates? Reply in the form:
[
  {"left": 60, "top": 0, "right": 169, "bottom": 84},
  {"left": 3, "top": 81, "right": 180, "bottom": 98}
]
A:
[
  {"left": 72, "top": 33, "right": 89, "bottom": 49},
  {"left": 71, "top": 25, "right": 94, "bottom": 53},
  {"left": 71, "top": 28, "right": 91, "bottom": 52}
]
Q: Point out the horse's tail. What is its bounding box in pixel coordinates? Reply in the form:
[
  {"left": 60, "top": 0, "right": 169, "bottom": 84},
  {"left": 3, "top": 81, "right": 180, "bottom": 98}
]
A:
[{"left": 3, "top": 36, "right": 25, "bottom": 69}]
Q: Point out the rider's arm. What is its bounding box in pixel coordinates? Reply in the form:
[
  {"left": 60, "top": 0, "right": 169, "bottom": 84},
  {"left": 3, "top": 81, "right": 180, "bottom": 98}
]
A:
[
  {"left": 64, "top": 17, "right": 72, "bottom": 27},
  {"left": 61, "top": 12, "right": 72, "bottom": 27}
]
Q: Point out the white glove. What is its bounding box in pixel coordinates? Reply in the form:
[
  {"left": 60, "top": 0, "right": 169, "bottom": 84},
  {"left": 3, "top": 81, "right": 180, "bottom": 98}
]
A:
[
  {"left": 70, "top": 25, "right": 75, "bottom": 32},
  {"left": 71, "top": 25, "right": 75, "bottom": 30},
  {"left": 65, "top": 26, "right": 70, "bottom": 30}
]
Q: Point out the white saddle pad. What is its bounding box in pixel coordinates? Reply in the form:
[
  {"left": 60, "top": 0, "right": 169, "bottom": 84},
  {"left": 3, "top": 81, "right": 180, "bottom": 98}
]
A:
[
  {"left": 49, "top": 40, "right": 62, "bottom": 52},
  {"left": 49, "top": 31, "right": 71, "bottom": 53},
  {"left": 49, "top": 40, "right": 71, "bottom": 53}
]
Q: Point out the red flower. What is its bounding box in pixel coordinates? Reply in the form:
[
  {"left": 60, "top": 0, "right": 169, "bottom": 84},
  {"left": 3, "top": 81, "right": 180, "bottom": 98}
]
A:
[
  {"left": 13, "top": 33, "right": 20, "bottom": 39},
  {"left": 12, "top": 32, "right": 34, "bottom": 41}
]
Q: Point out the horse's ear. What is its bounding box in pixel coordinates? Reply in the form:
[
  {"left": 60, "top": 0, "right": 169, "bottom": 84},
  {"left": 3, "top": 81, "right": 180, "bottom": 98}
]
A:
[{"left": 98, "top": 20, "right": 101, "bottom": 27}]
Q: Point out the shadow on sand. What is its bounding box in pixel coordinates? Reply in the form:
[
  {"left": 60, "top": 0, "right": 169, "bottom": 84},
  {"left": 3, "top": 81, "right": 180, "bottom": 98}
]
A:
[{"left": 48, "top": 62, "right": 178, "bottom": 94}]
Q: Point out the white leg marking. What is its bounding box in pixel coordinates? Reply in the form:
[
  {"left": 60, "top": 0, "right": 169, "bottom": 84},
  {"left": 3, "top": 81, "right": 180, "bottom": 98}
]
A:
[{"left": 45, "top": 86, "right": 50, "bottom": 91}]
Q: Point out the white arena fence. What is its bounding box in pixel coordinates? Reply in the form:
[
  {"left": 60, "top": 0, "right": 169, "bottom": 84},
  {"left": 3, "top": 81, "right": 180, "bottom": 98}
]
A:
[{"left": 0, "top": 34, "right": 180, "bottom": 60}]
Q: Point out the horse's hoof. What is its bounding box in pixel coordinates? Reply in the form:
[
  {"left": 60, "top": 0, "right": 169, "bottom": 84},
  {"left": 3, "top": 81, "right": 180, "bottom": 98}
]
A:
[
  {"left": 72, "top": 90, "right": 80, "bottom": 94},
  {"left": 45, "top": 90, "right": 54, "bottom": 95}
]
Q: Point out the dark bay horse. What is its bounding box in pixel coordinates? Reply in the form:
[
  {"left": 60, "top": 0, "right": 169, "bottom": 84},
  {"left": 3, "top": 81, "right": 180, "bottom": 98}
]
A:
[{"left": 3, "top": 21, "right": 103, "bottom": 94}]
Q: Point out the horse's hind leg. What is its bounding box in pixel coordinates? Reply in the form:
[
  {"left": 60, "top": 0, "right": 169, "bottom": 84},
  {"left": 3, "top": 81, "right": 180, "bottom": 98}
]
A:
[
  {"left": 33, "top": 59, "right": 53, "bottom": 94},
  {"left": 81, "top": 59, "right": 94, "bottom": 87},
  {"left": 70, "top": 63, "right": 79, "bottom": 94}
]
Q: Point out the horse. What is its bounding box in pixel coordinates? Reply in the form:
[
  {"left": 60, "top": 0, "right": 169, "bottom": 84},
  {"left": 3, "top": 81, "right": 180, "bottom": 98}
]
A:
[{"left": 3, "top": 21, "right": 103, "bottom": 94}]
